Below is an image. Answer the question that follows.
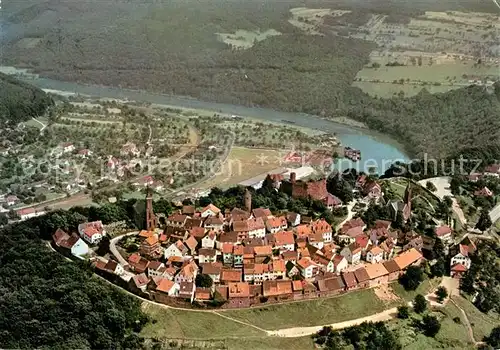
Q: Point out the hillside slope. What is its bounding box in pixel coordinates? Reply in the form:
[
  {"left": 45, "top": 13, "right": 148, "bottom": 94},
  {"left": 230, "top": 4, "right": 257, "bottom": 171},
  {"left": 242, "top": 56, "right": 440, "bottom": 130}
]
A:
[{"left": 0, "top": 73, "right": 53, "bottom": 123}]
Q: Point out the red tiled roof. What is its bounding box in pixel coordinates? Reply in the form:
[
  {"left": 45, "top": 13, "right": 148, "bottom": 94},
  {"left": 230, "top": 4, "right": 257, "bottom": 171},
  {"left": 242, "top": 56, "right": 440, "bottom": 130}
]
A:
[
  {"left": 195, "top": 287, "right": 212, "bottom": 300},
  {"left": 341, "top": 272, "right": 357, "bottom": 288},
  {"left": 252, "top": 208, "right": 272, "bottom": 218},
  {"left": 365, "top": 263, "right": 389, "bottom": 279},
  {"left": 228, "top": 282, "right": 250, "bottom": 298},
  {"left": 201, "top": 262, "right": 222, "bottom": 275},
  {"left": 393, "top": 248, "right": 423, "bottom": 270},
  {"left": 353, "top": 267, "right": 370, "bottom": 283},
  {"left": 253, "top": 245, "right": 272, "bottom": 256},
  {"left": 263, "top": 280, "right": 293, "bottom": 297},
  {"left": 273, "top": 230, "right": 295, "bottom": 246},
  {"left": 156, "top": 278, "right": 176, "bottom": 293},
  {"left": 221, "top": 268, "right": 242, "bottom": 282},
  {"left": 451, "top": 263, "right": 467, "bottom": 272},
  {"left": 435, "top": 225, "right": 452, "bottom": 237}
]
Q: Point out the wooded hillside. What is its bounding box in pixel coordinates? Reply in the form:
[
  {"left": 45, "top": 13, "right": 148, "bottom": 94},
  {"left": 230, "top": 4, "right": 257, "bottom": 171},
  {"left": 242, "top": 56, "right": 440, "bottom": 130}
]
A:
[{"left": 0, "top": 73, "right": 53, "bottom": 122}]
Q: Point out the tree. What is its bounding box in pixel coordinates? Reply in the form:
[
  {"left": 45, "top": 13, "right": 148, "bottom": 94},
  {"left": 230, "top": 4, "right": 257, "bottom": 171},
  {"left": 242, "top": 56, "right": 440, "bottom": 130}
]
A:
[
  {"left": 397, "top": 305, "right": 410, "bottom": 319},
  {"left": 435, "top": 286, "right": 448, "bottom": 303},
  {"left": 0, "top": 213, "right": 8, "bottom": 226},
  {"left": 475, "top": 209, "right": 492, "bottom": 232},
  {"left": 426, "top": 181, "right": 436, "bottom": 192},
  {"left": 414, "top": 294, "right": 427, "bottom": 313},
  {"left": 96, "top": 236, "right": 111, "bottom": 256},
  {"left": 400, "top": 266, "right": 424, "bottom": 291},
  {"left": 421, "top": 315, "right": 441, "bottom": 337},
  {"left": 430, "top": 258, "right": 446, "bottom": 277},
  {"left": 484, "top": 326, "right": 500, "bottom": 348},
  {"left": 195, "top": 273, "right": 213, "bottom": 288}
]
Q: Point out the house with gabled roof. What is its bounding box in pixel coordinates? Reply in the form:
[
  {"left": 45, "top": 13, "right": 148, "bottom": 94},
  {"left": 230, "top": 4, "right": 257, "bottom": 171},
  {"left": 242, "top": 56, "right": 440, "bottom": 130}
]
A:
[
  {"left": 183, "top": 235, "right": 198, "bottom": 255},
  {"left": 338, "top": 218, "right": 366, "bottom": 243},
  {"left": 341, "top": 271, "right": 358, "bottom": 290},
  {"left": 393, "top": 248, "right": 423, "bottom": 270},
  {"left": 227, "top": 282, "right": 251, "bottom": 308},
  {"left": 366, "top": 245, "right": 384, "bottom": 264},
  {"left": 201, "top": 262, "right": 222, "bottom": 283},
  {"left": 201, "top": 230, "right": 216, "bottom": 249},
  {"left": 365, "top": 263, "right": 389, "bottom": 287},
  {"left": 252, "top": 207, "right": 272, "bottom": 219},
  {"left": 164, "top": 240, "right": 185, "bottom": 259},
  {"left": 174, "top": 260, "right": 198, "bottom": 284},
  {"left": 340, "top": 243, "right": 362, "bottom": 265},
  {"left": 201, "top": 203, "right": 221, "bottom": 218},
  {"left": 311, "top": 218, "right": 333, "bottom": 243},
  {"left": 317, "top": 276, "right": 345, "bottom": 295},
  {"left": 203, "top": 216, "right": 224, "bottom": 232},
  {"left": 152, "top": 277, "right": 179, "bottom": 296},
  {"left": 263, "top": 280, "right": 293, "bottom": 300},
  {"left": 198, "top": 248, "right": 217, "bottom": 264},
  {"left": 78, "top": 221, "right": 106, "bottom": 245},
  {"left": 297, "top": 257, "right": 321, "bottom": 279},
  {"left": 268, "top": 230, "right": 295, "bottom": 253},
  {"left": 450, "top": 243, "right": 473, "bottom": 270},
  {"left": 52, "top": 228, "right": 89, "bottom": 257},
  {"left": 332, "top": 254, "right": 348, "bottom": 273},
  {"left": 221, "top": 268, "right": 242, "bottom": 284},
  {"left": 178, "top": 282, "right": 195, "bottom": 302},
  {"left": 353, "top": 267, "right": 370, "bottom": 289},
  {"left": 435, "top": 225, "right": 453, "bottom": 245}
]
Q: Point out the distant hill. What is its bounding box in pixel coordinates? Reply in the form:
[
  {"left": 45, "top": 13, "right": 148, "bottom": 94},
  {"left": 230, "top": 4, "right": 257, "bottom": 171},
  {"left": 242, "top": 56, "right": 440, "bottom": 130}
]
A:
[{"left": 0, "top": 73, "right": 53, "bottom": 123}]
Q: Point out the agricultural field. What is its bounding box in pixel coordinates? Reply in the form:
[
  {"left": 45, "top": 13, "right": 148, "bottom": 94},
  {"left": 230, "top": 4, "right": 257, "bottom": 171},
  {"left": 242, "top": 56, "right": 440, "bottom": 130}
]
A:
[{"left": 199, "top": 147, "right": 284, "bottom": 190}]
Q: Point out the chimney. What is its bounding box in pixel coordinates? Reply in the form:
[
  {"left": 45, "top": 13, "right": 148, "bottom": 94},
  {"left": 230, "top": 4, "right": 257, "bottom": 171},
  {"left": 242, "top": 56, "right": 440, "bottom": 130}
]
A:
[{"left": 290, "top": 172, "right": 296, "bottom": 184}]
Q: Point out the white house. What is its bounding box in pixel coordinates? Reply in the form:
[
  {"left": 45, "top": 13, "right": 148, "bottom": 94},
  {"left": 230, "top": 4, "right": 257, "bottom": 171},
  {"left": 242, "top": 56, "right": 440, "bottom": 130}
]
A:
[
  {"left": 78, "top": 221, "right": 105, "bottom": 245},
  {"left": 200, "top": 204, "right": 221, "bottom": 218},
  {"left": 248, "top": 217, "right": 266, "bottom": 239},
  {"left": 164, "top": 242, "right": 184, "bottom": 259},
  {"left": 435, "top": 225, "right": 453, "bottom": 245},
  {"left": 333, "top": 254, "right": 348, "bottom": 273},
  {"left": 154, "top": 278, "right": 180, "bottom": 296},
  {"left": 265, "top": 216, "right": 288, "bottom": 234},
  {"left": 6, "top": 195, "right": 19, "bottom": 206},
  {"left": 104, "top": 260, "right": 125, "bottom": 275},
  {"left": 287, "top": 212, "right": 301, "bottom": 227},
  {"left": 450, "top": 244, "right": 472, "bottom": 269},
  {"left": 297, "top": 257, "right": 320, "bottom": 279},
  {"left": 201, "top": 231, "right": 216, "bottom": 249},
  {"left": 17, "top": 208, "right": 45, "bottom": 221},
  {"left": 366, "top": 245, "right": 384, "bottom": 264},
  {"left": 198, "top": 248, "right": 217, "bottom": 264},
  {"left": 271, "top": 230, "right": 295, "bottom": 253},
  {"left": 52, "top": 228, "right": 89, "bottom": 257},
  {"left": 340, "top": 243, "right": 362, "bottom": 265},
  {"left": 62, "top": 142, "right": 75, "bottom": 153}
]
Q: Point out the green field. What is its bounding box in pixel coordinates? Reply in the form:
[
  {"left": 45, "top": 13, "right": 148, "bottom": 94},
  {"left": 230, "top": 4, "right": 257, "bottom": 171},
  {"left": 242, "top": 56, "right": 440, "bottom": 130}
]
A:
[
  {"left": 353, "top": 81, "right": 460, "bottom": 98},
  {"left": 140, "top": 304, "right": 266, "bottom": 340},
  {"left": 224, "top": 289, "right": 398, "bottom": 330},
  {"left": 225, "top": 336, "right": 314, "bottom": 350},
  {"left": 391, "top": 278, "right": 438, "bottom": 302}
]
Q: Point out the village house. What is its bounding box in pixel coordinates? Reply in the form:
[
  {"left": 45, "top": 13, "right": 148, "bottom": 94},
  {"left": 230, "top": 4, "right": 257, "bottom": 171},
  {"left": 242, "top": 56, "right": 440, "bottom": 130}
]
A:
[
  {"left": 227, "top": 282, "right": 251, "bottom": 308},
  {"left": 286, "top": 212, "right": 301, "bottom": 227},
  {"left": 265, "top": 216, "right": 288, "bottom": 234},
  {"left": 451, "top": 263, "right": 468, "bottom": 279},
  {"left": 147, "top": 261, "right": 165, "bottom": 278},
  {"left": 201, "top": 262, "right": 222, "bottom": 283},
  {"left": 484, "top": 164, "right": 500, "bottom": 177},
  {"left": 167, "top": 214, "right": 189, "bottom": 227},
  {"left": 450, "top": 244, "right": 472, "bottom": 270},
  {"left": 365, "top": 263, "right": 389, "bottom": 287},
  {"left": 323, "top": 193, "right": 342, "bottom": 210},
  {"left": 263, "top": 280, "right": 293, "bottom": 301},
  {"left": 382, "top": 259, "right": 401, "bottom": 282},
  {"left": 78, "top": 221, "right": 106, "bottom": 245},
  {"left": 104, "top": 259, "right": 125, "bottom": 276},
  {"left": 174, "top": 260, "right": 198, "bottom": 284},
  {"left": 164, "top": 240, "right": 186, "bottom": 259},
  {"left": 233, "top": 245, "right": 244, "bottom": 266},
  {"left": 338, "top": 218, "right": 366, "bottom": 243},
  {"left": 6, "top": 195, "right": 19, "bottom": 206},
  {"left": 200, "top": 203, "right": 221, "bottom": 218},
  {"left": 17, "top": 208, "right": 45, "bottom": 221},
  {"left": 366, "top": 245, "right": 384, "bottom": 264},
  {"left": 201, "top": 231, "right": 216, "bottom": 249},
  {"left": 268, "top": 230, "right": 295, "bottom": 253},
  {"left": 435, "top": 225, "right": 453, "bottom": 245},
  {"left": 178, "top": 282, "right": 196, "bottom": 302},
  {"left": 341, "top": 271, "right": 358, "bottom": 291},
  {"left": 128, "top": 254, "right": 150, "bottom": 274},
  {"left": 120, "top": 142, "right": 140, "bottom": 157},
  {"left": 140, "top": 234, "right": 162, "bottom": 258},
  {"left": 393, "top": 248, "right": 423, "bottom": 271},
  {"left": 203, "top": 216, "right": 224, "bottom": 232},
  {"left": 340, "top": 243, "right": 362, "bottom": 264},
  {"left": 353, "top": 267, "right": 370, "bottom": 289},
  {"left": 152, "top": 277, "right": 179, "bottom": 296},
  {"left": 52, "top": 228, "right": 89, "bottom": 257},
  {"left": 317, "top": 276, "right": 345, "bottom": 296},
  {"left": 183, "top": 235, "right": 198, "bottom": 255},
  {"left": 130, "top": 273, "right": 150, "bottom": 293},
  {"left": 198, "top": 248, "right": 217, "bottom": 264},
  {"left": 474, "top": 187, "right": 493, "bottom": 197},
  {"left": 252, "top": 207, "right": 273, "bottom": 219},
  {"left": 333, "top": 254, "right": 348, "bottom": 273},
  {"left": 311, "top": 218, "right": 333, "bottom": 243},
  {"left": 297, "top": 257, "right": 321, "bottom": 279},
  {"left": 195, "top": 287, "right": 212, "bottom": 302},
  {"left": 220, "top": 268, "right": 242, "bottom": 284}
]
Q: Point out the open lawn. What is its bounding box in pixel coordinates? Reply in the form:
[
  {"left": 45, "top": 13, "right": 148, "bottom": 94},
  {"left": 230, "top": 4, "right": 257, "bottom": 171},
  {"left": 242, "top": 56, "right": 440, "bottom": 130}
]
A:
[
  {"left": 453, "top": 295, "right": 499, "bottom": 341},
  {"left": 224, "top": 288, "right": 397, "bottom": 330},
  {"left": 353, "top": 81, "right": 460, "bottom": 98},
  {"left": 140, "top": 303, "right": 266, "bottom": 340},
  {"left": 391, "top": 278, "right": 438, "bottom": 302},
  {"left": 200, "top": 147, "right": 284, "bottom": 190}
]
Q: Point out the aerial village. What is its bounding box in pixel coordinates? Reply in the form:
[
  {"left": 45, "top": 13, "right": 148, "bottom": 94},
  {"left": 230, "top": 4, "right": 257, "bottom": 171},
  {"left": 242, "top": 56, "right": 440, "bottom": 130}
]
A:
[{"left": 49, "top": 168, "right": 483, "bottom": 309}]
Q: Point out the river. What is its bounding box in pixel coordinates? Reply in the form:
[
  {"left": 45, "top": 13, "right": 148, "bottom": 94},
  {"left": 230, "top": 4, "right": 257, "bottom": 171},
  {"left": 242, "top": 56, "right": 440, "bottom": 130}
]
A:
[{"left": 14, "top": 72, "right": 410, "bottom": 173}]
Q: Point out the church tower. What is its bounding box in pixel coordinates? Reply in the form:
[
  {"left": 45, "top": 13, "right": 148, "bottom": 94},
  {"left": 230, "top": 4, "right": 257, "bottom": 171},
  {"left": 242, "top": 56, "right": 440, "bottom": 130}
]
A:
[
  {"left": 244, "top": 188, "right": 252, "bottom": 213},
  {"left": 146, "top": 187, "right": 157, "bottom": 231}
]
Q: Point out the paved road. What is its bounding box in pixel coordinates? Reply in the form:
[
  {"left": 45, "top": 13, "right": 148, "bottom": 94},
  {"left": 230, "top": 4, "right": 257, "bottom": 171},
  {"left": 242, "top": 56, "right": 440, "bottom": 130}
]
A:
[{"left": 109, "top": 231, "right": 138, "bottom": 266}]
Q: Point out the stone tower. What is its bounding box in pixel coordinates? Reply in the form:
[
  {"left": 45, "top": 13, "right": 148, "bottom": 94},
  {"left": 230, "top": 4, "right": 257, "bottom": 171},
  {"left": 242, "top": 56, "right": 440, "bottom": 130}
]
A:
[
  {"left": 146, "top": 187, "right": 157, "bottom": 231},
  {"left": 244, "top": 188, "right": 252, "bottom": 213},
  {"left": 402, "top": 179, "right": 412, "bottom": 221}
]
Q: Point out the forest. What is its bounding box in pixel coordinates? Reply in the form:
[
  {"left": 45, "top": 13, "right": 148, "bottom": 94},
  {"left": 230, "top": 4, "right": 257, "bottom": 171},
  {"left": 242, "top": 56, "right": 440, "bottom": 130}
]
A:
[
  {"left": 2, "top": 0, "right": 500, "bottom": 159},
  {"left": 0, "top": 209, "right": 147, "bottom": 349},
  {"left": 0, "top": 73, "right": 53, "bottom": 122}
]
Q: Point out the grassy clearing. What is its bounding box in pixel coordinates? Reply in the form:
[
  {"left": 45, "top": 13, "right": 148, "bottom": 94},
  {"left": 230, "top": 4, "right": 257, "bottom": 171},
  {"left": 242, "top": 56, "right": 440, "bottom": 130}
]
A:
[
  {"left": 216, "top": 29, "right": 281, "bottom": 49},
  {"left": 453, "top": 295, "right": 499, "bottom": 341},
  {"left": 140, "top": 303, "right": 266, "bottom": 340},
  {"left": 390, "top": 303, "right": 475, "bottom": 350},
  {"left": 391, "top": 278, "right": 438, "bottom": 302},
  {"left": 353, "top": 81, "right": 460, "bottom": 98},
  {"left": 223, "top": 288, "right": 396, "bottom": 330},
  {"left": 200, "top": 147, "right": 283, "bottom": 190}
]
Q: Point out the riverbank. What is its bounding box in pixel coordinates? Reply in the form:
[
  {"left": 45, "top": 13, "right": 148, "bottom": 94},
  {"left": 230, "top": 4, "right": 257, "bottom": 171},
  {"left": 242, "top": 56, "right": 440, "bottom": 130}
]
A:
[{"left": 15, "top": 73, "right": 409, "bottom": 172}]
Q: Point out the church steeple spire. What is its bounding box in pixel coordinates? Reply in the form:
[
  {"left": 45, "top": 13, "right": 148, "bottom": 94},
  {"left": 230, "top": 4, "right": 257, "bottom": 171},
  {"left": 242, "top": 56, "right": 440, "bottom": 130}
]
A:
[{"left": 146, "top": 187, "right": 157, "bottom": 231}]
